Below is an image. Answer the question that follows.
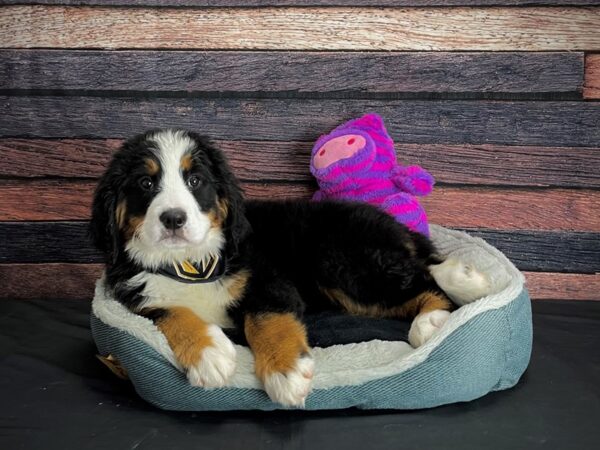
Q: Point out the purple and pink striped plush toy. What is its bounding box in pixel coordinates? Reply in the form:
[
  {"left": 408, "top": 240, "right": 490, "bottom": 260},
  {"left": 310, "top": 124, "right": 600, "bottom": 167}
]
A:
[{"left": 310, "top": 113, "right": 434, "bottom": 236}]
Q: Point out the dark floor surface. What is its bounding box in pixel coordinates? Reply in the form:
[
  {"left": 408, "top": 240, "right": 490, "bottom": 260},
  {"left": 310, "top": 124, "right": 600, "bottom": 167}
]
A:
[{"left": 1, "top": 298, "right": 599, "bottom": 450}]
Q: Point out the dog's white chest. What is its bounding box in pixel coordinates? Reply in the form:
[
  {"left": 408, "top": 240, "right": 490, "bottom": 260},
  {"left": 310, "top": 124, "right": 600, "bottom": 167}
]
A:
[{"left": 138, "top": 273, "right": 235, "bottom": 327}]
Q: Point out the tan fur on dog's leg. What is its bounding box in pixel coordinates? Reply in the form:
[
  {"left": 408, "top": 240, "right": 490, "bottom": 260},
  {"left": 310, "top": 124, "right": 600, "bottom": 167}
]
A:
[
  {"left": 245, "top": 313, "right": 314, "bottom": 407},
  {"left": 153, "top": 306, "right": 236, "bottom": 388}
]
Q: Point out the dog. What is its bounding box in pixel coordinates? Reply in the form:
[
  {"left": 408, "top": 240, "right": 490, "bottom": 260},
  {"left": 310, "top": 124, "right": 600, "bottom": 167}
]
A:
[{"left": 91, "top": 129, "right": 460, "bottom": 407}]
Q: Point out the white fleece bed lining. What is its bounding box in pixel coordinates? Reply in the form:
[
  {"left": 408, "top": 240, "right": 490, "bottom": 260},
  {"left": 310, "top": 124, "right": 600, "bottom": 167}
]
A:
[{"left": 93, "top": 225, "right": 525, "bottom": 391}]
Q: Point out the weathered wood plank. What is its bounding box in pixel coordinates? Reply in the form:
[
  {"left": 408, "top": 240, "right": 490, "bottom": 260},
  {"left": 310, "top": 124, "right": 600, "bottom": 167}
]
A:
[
  {"left": 422, "top": 188, "right": 600, "bottom": 232},
  {"left": 1, "top": 180, "right": 599, "bottom": 232},
  {"left": 4, "top": 1, "right": 599, "bottom": 7},
  {"left": 524, "top": 272, "right": 600, "bottom": 301},
  {"left": 2, "top": 139, "right": 599, "bottom": 188},
  {"left": 0, "top": 263, "right": 103, "bottom": 301},
  {"left": 2, "top": 6, "right": 599, "bottom": 51},
  {"left": 400, "top": 143, "right": 600, "bottom": 188},
  {"left": 0, "top": 222, "right": 102, "bottom": 264},
  {"left": 584, "top": 54, "right": 600, "bottom": 99},
  {"left": 458, "top": 228, "right": 600, "bottom": 273},
  {"left": 1, "top": 222, "right": 598, "bottom": 273},
  {"left": 0, "top": 180, "right": 96, "bottom": 221},
  {"left": 0, "top": 139, "right": 121, "bottom": 179},
  {"left": 0, "top": 50, "right": 584, "bottom": 95},
  {"left": 1, "top": 264, "right": 598, "bottom": 301},
  {"left": 2, "top": 97, "right": 599, "bottom": 147}
]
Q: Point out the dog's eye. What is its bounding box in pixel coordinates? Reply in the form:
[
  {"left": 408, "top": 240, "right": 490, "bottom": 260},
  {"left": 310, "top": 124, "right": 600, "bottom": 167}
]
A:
[
  {"left": 139, "top": 176, "right": 154, "bottom": 191},
  {"left": 187, "top": 175, "right": 202, "bottom": 189}
]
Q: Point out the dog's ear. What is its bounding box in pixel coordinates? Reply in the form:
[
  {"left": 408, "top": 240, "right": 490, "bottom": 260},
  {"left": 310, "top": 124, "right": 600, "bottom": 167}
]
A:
[
  {"left": 193, "top": 134, "right": 251, "bottom": 256},
  {"left": 222, "top": 177, "right": 251, "bottom": 256},
  {"left": 89, "top": 161, "right": 123, "bottom": 264}
]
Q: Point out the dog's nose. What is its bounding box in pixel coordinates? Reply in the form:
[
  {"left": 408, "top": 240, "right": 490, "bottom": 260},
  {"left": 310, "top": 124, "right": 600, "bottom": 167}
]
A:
[{"left": 160, "top": 209, "right": 187, "bottom": 230}]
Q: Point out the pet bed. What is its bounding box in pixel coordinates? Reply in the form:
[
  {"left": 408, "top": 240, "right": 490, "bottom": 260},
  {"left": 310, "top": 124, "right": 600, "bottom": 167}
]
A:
[{"left": 91, "top": 225, "right": 532, "bottom": 411}]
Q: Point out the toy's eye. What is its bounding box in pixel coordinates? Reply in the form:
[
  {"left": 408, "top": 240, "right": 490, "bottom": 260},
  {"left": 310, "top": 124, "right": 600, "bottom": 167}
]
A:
[
  {"left": 187, "top": 175, "right": 202, "bottom": 189},
  {"left": 139, "top": 176, "right": 154, "bottom": 191}
]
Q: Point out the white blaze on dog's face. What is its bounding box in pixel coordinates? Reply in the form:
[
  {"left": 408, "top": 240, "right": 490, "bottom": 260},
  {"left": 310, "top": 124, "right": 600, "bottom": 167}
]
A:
[
  {"left": 115, "top": 130, "right": 226, "bottom": 269},
  {"left": 140, "top": 132, "right": 209, "bottom": 243}
]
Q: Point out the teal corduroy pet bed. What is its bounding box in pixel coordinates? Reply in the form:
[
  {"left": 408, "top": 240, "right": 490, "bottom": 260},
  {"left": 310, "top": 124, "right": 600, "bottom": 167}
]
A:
[{"left": 91, "top": 225, "right": 532, "bottom": 411}]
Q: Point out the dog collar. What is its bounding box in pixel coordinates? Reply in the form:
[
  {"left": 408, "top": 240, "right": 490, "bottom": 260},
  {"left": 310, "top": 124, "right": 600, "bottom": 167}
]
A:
[{"left": 155, "top": 254, "right": 226, "bottom": 284}]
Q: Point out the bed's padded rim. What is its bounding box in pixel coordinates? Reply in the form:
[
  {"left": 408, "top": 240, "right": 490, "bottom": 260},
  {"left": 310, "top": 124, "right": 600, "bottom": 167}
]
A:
[{"left": 91, "top": 288, "right": 531, "bottom": 411}]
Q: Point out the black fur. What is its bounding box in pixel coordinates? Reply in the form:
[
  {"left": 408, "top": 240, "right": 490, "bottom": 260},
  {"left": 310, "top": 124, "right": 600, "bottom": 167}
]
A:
[
  {"left": 90, "top": 129, "right": 445, "bottom": 326},
  {"left": 228, "top": 200, "right": 442, "bottom": 325},
  {"left": 90, "top": 133, "right": 156, "bottom": 264}
]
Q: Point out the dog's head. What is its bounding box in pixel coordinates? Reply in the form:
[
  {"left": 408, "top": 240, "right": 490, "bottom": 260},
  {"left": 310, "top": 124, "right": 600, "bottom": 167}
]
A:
[{"left": 90, "top": 129, "right": 250, "bottom": 268}]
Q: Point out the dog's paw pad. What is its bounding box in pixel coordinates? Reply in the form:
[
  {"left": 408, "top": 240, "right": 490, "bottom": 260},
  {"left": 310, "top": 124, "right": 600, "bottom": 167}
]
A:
[
  {"left": 187, "top": 325, "right": 236, "bottom": 388},
  {"left": 263, "top": 355, "right": 315, "bottom": 408},
  {"left": 408, "top": 310, "right": 451, "bottom": 348}
]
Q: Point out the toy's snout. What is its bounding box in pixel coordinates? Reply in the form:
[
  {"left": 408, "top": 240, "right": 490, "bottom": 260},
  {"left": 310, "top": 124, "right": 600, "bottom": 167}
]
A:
[{"left": 312, "top": 134, "right": 367, "bottom": 170}]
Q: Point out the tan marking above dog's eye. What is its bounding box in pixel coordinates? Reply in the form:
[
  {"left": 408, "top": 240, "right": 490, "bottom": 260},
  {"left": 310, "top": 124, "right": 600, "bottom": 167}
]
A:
[
  {"left": 145, "top": 158, "right": 160, "bottom": 176},
  {"left": 181, "top": 154, "right": 193, "bottom": 172}
]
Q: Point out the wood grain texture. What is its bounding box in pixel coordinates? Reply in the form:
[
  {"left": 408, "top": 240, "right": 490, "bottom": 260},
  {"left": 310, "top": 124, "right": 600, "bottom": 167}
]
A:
[
  {"left": 2, "top": 139, "right": 599, "bottom": 188},
  {"left": 1, "top": 264, "right": 598, "bottom": 301},
  {"left": 1, "top": 222, "right": 598, "bottom": 273},
  {"left": 1, "top": 180, "right": 599, "bottom": 233},
  {"left": 2, "top": 6, "right": 600, "bottom": 51},
  {"left": 0, "top": 50, "right": 584, "bottom": 95},
  {"left": 0, "top": 139, "right": 121, "bottom": 179},
  {"left": 584, "top": 54, "right": 600, "bottom": 99},
  {"left": 2, "top": 97, "right": 599, "bottom": 147},
  {"left": 524, "top": 272, "right": 600, "bottom": 301},
  {"left": 4, "top": 1, "right": 599, "bottom": 6},
  {"left": 422, "top": 188, "right": 600, "bottom": 232},
  {"left": 0, "top": 263, "right": 103, "bottom": 301},
  {"left": 400, "top": 143, "right": 600, "bottom": 188},
  {"left": 1, "top": 2, "right": 597, "bottom": 305},
  {"left": 458, "top": 228, "right": 600, "bottom": 273},
  {"left": 0, "top": 222, "right": 102, "bottom": 264}
]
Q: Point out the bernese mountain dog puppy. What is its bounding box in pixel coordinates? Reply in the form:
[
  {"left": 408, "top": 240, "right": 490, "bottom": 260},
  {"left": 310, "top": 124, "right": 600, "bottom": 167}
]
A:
[{"left": 91, "top": 129, "right": 456, "bottom": 407}]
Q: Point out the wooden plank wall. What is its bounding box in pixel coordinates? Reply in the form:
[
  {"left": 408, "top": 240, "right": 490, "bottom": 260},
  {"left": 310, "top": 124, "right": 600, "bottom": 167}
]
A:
[{"left": 0, "top": 2, "right": 599, "bottom": 301}]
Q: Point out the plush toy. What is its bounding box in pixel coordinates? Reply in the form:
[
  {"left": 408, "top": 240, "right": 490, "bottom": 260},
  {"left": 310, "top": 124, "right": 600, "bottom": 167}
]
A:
[{"left": 310, "top": 113, "right": 434, "bottom": 236}]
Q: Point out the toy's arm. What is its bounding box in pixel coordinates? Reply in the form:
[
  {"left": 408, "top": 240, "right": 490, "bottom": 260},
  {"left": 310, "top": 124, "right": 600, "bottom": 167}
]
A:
[
  {"left": 312, "top": 190, "right": 326, "bottom": 201},
  {"left": 391, "top": 165, "right": 434, "bottom": 196}
]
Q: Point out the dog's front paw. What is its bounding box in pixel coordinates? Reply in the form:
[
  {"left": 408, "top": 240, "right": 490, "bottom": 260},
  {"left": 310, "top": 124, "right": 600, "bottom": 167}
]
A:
[
  {"left": 186, "top": 325, "right": 237, "bottom": 388},
  {"left": 263, "top": 354, "right": 315, "bottom": 408},
  {"left": 408, "top": 310, "right": 451, "bottom": 348}
]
